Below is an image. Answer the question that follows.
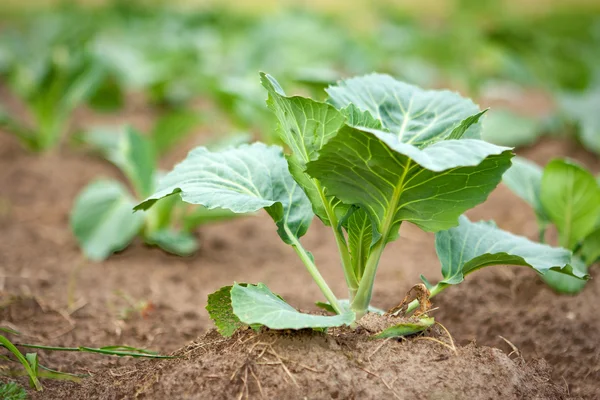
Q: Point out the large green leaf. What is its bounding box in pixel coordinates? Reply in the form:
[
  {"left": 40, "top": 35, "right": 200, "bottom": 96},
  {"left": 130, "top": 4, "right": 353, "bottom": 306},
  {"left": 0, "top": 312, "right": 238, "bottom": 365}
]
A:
[
  {"left": 326, "top": 74, "right": 483, "bottom": 146},
  {"left": 541, "top": 159, "right": 600, "bottom": 249},
  {"left": 231, "top": 283, "right": 355, "bottom": 329},
  {"left": 502, "top": 156, "right": 549, "bottom": 223},
  {"left": 135, "top": 143, "right": 313, "bottom": 244},
  {"left": 306, "top": 125, "right": 513, "bottom": 240},
  {"left": 261, "top": 73, "right": 345, "bottom": 225},
  {"left": 434, "top": 215, "right": 585, "bottom": 286},
  {"left": 71, "top": 180, "right": 144, "bottom": 261}
]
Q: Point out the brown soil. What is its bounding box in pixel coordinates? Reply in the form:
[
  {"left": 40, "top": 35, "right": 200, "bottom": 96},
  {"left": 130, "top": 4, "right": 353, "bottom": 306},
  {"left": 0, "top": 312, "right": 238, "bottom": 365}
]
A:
[
  {"left": 1, "top": 116, "right": 599, "bottom": 399},
  {"left": 40, "top": 328, "right": 566, "bottom": 400}
]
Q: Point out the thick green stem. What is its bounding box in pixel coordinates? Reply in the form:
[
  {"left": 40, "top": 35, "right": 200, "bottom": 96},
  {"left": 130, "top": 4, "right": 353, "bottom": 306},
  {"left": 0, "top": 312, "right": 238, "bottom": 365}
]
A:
[
  {"left": 405, "top": 282, "right": 447, "bottom": 314},
  {"left": 350, "top": 161, "right": 411, "bottom": 319},
  {"left": 284, "top": 225, "right": 344, "bottom": 315},
  {"left": 350, "top": 238, "right": 386, "bottom": 319},
  {"left": 316, "top": 182, "right": 358, "bottom": 299}
]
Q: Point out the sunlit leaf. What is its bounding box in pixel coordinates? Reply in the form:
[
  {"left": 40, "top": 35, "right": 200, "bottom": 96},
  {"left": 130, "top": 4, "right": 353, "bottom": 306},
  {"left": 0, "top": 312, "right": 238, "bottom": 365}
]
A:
[
  {"left": 326, "top": 73, "right": 483, "bottom": 147},
  {"left": 135, "top": 143, "right": 313, "bottom": 244}
]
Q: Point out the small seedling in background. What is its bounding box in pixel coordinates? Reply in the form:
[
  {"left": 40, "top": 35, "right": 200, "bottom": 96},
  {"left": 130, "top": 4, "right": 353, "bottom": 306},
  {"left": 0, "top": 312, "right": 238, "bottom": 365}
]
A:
[
  {"left": 136, "top": 73, "right": 586, "bottom": 339},
  {"left": 70, "top": 116, "right": 246, "bottom": 261},
  {"left": 503, "top": 156, "right": 600, "bottom": 293},
  {"left": 558, "top": 85, "right": 600, "bottom": 155},
  {"left": 0, "top": 18, "right": 105, "bottom": 152}
]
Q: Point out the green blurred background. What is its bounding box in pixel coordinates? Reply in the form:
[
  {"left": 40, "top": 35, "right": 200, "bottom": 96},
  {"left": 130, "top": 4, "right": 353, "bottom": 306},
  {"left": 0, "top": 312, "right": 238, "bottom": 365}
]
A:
[{"left": 0, "top": 0, "right": 599, "bottom": 152}]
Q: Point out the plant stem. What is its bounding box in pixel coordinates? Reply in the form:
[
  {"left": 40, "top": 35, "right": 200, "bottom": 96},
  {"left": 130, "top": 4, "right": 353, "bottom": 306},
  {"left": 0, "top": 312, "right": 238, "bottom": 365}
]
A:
[
  {"left": 350, "top": 161, "right": 411, "bottom": 319},
  {"left": 316, "top": 182, "right": 358, "bottom": 299},
  {"left": 350, "top": 238, "right": 386, "bottom": 319},
  {"left": 405, "top": 282, "right": 447, "bottom": 314},
  {"left": 284, "top": 225, "right": 344, "bottom": 315}
]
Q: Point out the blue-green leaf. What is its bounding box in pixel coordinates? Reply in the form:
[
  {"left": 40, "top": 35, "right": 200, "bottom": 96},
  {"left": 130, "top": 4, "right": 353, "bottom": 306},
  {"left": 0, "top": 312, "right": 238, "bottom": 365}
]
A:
[
  {"left": 434, "top": 215, "right": 585, "bottom": 286},
  {"left": 261, "top": 73, "right": 346, "bottom": 225},
  {"left": 231, "top": 283, "right": 355, "bottom": 330},
  {"left": 326, "top": 74, "right": 483, "bottom": 147},
  {"left": 135, "top": 143, "right": 313, "bottom": 244}
]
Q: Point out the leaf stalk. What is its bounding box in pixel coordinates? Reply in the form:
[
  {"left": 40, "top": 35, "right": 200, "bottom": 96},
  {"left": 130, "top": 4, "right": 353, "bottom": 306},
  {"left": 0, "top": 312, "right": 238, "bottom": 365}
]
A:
[{"left": 284, "top": 225, "right": 344, "bottom": 315}]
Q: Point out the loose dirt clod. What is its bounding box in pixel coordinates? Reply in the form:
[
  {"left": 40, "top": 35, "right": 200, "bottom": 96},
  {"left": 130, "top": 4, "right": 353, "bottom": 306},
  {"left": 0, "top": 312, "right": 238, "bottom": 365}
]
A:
[{"left": 35, "top": 329, "right": 567, "bottom": 400}]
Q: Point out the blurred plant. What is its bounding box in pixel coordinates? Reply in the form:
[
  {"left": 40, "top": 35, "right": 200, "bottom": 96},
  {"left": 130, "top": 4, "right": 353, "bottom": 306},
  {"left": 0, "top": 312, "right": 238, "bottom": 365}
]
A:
[
  {"left": 557, "top": 84, "right": 600, "bottom": 155},
  {"left": 503, "top": 157, "right": 600, "bottom": 293},
  {"left": 0, "top": 12, "right": 106, "bottom": 152},
  {"left": 0, "top": 382, "right": 27, "bottom": 400},
  {"left": 481, "top": 109, "right": 546, "bottom": 147},
  {"left": 91, "top": 11, "right": 218, "bottom": 107},
  {"left": 71, "top": 117, "right": 245, "bottom": 261}
]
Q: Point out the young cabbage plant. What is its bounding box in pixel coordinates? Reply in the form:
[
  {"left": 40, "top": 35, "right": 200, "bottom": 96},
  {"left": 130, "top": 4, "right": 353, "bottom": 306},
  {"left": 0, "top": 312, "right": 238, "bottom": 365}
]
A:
[
  {"left": 0, "top": 25, "right": 105, "bottom": 152},
  {"left": 71, "top": 122, "right": 241, "bottom": 261},
  {"left": 503, "top": 156, "right": 600, "bottom": 293},
  {"left": 136, "top": 73, "right": 585, "bottom": 338}
]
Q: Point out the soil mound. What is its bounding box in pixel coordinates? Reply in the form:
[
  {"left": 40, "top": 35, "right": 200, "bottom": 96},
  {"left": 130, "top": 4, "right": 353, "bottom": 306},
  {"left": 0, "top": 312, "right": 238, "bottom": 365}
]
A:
[{"left": 38, "top": 328, "right": 566, "bottom": 400}]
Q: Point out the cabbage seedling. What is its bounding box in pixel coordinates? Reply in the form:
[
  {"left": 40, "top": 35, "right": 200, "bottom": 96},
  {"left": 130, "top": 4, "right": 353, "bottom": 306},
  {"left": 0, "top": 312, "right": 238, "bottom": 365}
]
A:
[
  {"left": 71, "top": 123, "right": 241, "bottom": 261},
  {"left": 503, "top": 156, "right": 600, "bottom": 293},
  {"left": 136, "top": 73, "right": 585, "bottom": 337},
  {"left": 0, "top": 23, "right": 104, "bottom": 152}
]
